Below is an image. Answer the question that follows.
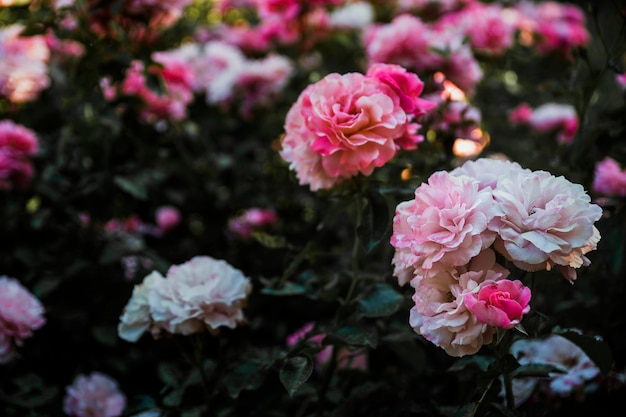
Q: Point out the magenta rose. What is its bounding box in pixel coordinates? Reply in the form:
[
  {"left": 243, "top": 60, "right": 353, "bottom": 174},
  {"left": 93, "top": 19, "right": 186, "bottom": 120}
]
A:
[{"left": 464, "top": 279, "right": 531, "bottom": 329}]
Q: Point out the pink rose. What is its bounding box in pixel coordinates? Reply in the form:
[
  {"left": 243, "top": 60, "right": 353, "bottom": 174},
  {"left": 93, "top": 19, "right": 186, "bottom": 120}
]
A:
[
  {"left": 464, "top": 279, "right": 531, "bottom": 329},
  {"left": 409, "top": 249, "right": 508, "bottom": 357},
  {"left": 390, "top": 171, "right": 499, "bottom": 285},
  {"left": 489, "top": 169, "right": 602, "bottom": 282},
  {"left": 228, "top": 207, "right": 278, "bottom": 239},
  {"left": 450, "top": 157, "right": 529, "bottom": 191},
  {"left": 280, "top": 68, "right": 431, "bottom": 190},
  {"left": 0, "top": 276, "right": 46, "bottom": 363},
  {"left": 592, "top": 157, "right": 626, "bottom": 197},
  {"left": 155, "top": 205, "right": 181, "bottom": 233},
  {"left": 0, "top": 119, "right": 39, "bottom": 190},
  {"left": 63, "top": 372, "right": 126, "bottom": 417}
]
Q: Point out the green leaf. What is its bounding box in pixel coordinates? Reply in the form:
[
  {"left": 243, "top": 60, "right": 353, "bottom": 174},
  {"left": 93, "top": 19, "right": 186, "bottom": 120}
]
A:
[
  {"left": 358, "top": 283, "right": 404, "bottom": 318},
  {"left": 261, "top": 281, "right": 308, "bottom": 296},
  {"left": 224, "top": 360, "right": 264, "bottom": 399},
  {"left": 554, "top": 329, "right": 614, "bottom": 374},
  {"left": 114, "top": 175, "right": 147, "bottom": 200},
  {"left": 324, "top": 326, "right": 379, "bottom": 348},
  {"left": 448, "top": 355, "right": 495, "bottom": 373},
  {"left": 279, "top": 356, "right": 313, "bottom": 397},
  {"left": 512, "top": 363, "right": 567, "bottom": 378}
]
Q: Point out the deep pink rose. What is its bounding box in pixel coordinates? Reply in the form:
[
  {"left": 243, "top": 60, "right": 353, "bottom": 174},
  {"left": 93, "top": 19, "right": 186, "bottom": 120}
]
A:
[
  {"left": 366, "top": 63, "right": 435, "bottom": 115},
  {"left": 155, "top": 205, "right": 181, "bottom": 233},
  {"left": 0, "top": 120, "right": 39, "bottom": 190},
  {"left": 464, "top": 279, "right": 531, "bottom": 329},
  {"left": 592, "top": 157, "right": 626, "bottom": 198}
]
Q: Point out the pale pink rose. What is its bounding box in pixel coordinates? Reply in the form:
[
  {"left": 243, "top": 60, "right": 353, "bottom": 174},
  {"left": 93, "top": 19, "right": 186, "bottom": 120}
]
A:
[
  {"left": 0, "top": 24, "right": 50, "bottom": 103},
  {"left": 287, "top": 322, "right": 368, "bottom": 371},
  {"left": 508, "top": 335, "right": 601, "bottom": 406},
  {"left": 390, "top": 171, "right": 499, "bottom": 285},
  {"left": 592, "top": 157, "right": 626, "bottom": 197},
  {"left": 235, "top": 54, "right": 293, "bottom": 116},
  {"left": 196, "top": 41, "right": 246, "bottom": 104},
  {"left": 464, "top": 279, "right": 531, "bottom": 329},
  {"left": 118, "top": 271, "right": 165, "bottom": 342},
  {"left": 364, "top": 14, "right": 445, "bottom": 74},
  {"left": 0, "top": 120, "right": 39, "bottom": 190},
  {"left": 280, "top": 69, "right": 430, "bottom": 190},
  {"left": 63, "top": 372, "right": 126, "bottom": 417},
  {"left": 409, "top": 249, "right": 509, "bottom": 357},
  {"left": 147, "top": 256, "right": 252, "bottom": 337},
  {"left": 228, "top": 208, "right": 278, "bottom": 239},
  {"left": 329, "top": 2, "right": 374, "bottom": 30},
  {"left": 0, "top": 276, "right": 46, "bottom": 363},
  {"left": 489, "top": 169, "right": 602, "bottom": 282},
  {"left": 529, "top": 103, "right": 579, "bottom": 145},
  {"left": 450, "top": 157, "right": 529, "bottom": 191},
  {"left": 155, "top": 205, "right": 181, "bottom": 233}
]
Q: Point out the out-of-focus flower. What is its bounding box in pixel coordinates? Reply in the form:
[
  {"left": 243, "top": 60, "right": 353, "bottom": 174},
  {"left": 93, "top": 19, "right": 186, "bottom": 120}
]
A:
[
  {"left": 515, "top": 1, "right": 589, "bottom": 59},
  {"left": 592, "top": 157, "right": 626, "bottom": 198},
  {"left": 409, "top": 249, "right": 508, "bottom": 357},
  {"left": 0, "top": 276, "right": 46, "bottom": 363},
  {"left": 287, "top": 322, "right": 368, "bottom": 371},
  {"left": 509, "top": 102, "right": 579, "bottom": 144},
  {"left": 0, "top": 119, "right": 39, "bottom": 190},
  {"left": 0, "top": 24, "right": 50, "bottom": 103},
  {"left": 329, "top": 1, "right": 374, "bottom": 30},
  {"left": 118, "top": 256, "right": 252, "bottom": 341},
  {"left": 464, "top": 279, "right": 531, "bottom": 329},
  {"left": 279, "top": 65, "right": 433, "bottom": 191},
  {"left": 507, "top": 335, "right": 602, "bottom": 407},
  {"left": 155, "top": 206, "right": 181, "bottom": 234},
  {"left": 63, "top": 372, "right": 127, "bottom": 417},
  {"left": 390, "top": 171, "right": 499, "bottom": 286},
  {"left": 228, "top": 208, "right": 278, "bottom": 239},
  {"left": 488, "top": 169, "right": 602, "bottom": 282}
]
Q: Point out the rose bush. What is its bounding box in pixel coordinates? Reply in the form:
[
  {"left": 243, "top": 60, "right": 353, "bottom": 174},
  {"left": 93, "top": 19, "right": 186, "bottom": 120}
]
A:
[{"left": 1, "top": 1, "right": 626, "bottom": 417}]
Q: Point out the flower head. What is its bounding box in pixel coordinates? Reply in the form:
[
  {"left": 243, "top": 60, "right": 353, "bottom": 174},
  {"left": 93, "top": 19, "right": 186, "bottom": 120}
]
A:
[
  {"left": 464, "top": 279, "right": 531, "bottom": 329},
  {"left": 0, "top": 276, "right": 46, "bottom": 363},
  {"left": 63, "top": 372, "right": 126, "bottom": 417},
  {"left": 0, "top": 120, "right": 39, "bottom": 190}
]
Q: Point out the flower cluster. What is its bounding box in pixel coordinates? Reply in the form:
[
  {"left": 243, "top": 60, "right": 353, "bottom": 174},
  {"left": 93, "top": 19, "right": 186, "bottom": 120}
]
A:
[
  {"left": 0, "top": 276, "right": 46, "bottom": 363},
  {"left": 279, "top": 63, "right": 434, "bottom": 191},
  {"left": 118, "top": 256, "right": 252, "bottom": 342},
  {"left": 63, "top": 372, "right": 127, "bottom": 417},
  {"left": 0, "top": 119, "right": 39, "bottom": 190},
  {"left": 391, "top": 157, "right": 602, "bottom": 356}
]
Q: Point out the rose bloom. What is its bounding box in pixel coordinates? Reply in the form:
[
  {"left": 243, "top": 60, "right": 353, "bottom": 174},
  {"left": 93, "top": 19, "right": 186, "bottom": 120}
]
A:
[
  {"left": 329, "top": 1, "right": 374, "bottom": 30},
  {"left": 507, "top": 335, "right": 601, "bottom": 407},
  {"left": 155, "top": 205, "right": 181, "bottom": 233},
  {"left": 390, "top": 171, "right": 499, "bottom": 286},
  {"left": 529, "top": 103, "right": 579, "bottom": 145},
  {"left": 464, "top": 279, "right": 531, "bottom": 329},
  {"left": 118, "top": 271, "right": 165, "bottom": 342},
  {"left": 287, "top": 322, "right": 368, "bottom": 371},
  {"left": 279, "top": 66, "right": 432, "bottom": 191},
  {"left": 0, "top": 276, "right": 46, "bottom": 363},
  {"left": 0, "top": 119, "right": 39, "bottom": 190},
  {"left": 228, "top": 207, "right": 278, "bottom": 239},
  {"left": 409, "top": 249, "right": 509, "bottom": 357},
  {"left": 592, "top": 157, "right": 626, "bottom": 198},
  {"left": 0, "top": 24, "right": 50, "bottom": 103},
  {"left": 489, "top": 169, "right": 602, "bottom": 282},
  {"left": 147, "top": 256, "right": 252, "bottom": 337},
  {"left": 63, "top": 372, "right": 127, "bottom": 417},
  {"left": 450, "top": 157, "right": 529, "bottom": 191}
]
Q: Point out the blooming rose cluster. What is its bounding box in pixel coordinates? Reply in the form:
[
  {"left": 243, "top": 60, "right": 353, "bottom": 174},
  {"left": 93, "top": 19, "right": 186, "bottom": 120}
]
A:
[
  {"left": 104, "top": 40, "right": 293, "bottom": 124},
  {"left": 509, "top": 102, "right": 579, "bottom": 145},
  {"left": 592, "top": 157, "right": 626, "bottom": 198},
  {"left": 507, "top": 335, "right": 601, "bottom": 407},
  {"left": 0, "top": 276, "right": 46, "bottom": 363},
  {"left": 279, "top": 63, "right": 434, "bottom": 191},
  {"left": 0, "top": 120, "right": 39, "bottom": 190},
  {"left": 63, "top": 372, "right": 127, "bottom": 417},
  {"left": 118, "top": 256, "right": 252, "bottom": 342},
  {"left": 0, "top": 24, "right": 50, "bottom": 103},
  {"left": 391, "top": 158, "right": 602, "bottom": 356}
]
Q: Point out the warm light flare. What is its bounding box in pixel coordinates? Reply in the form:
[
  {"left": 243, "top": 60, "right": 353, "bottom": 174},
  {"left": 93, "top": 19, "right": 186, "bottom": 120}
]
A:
[
  {"left": 442, "top": 80, "right": 466, "bottom": 101},
  {"left": 452, "top": 139, "right": 484, "bottom": 158}
]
